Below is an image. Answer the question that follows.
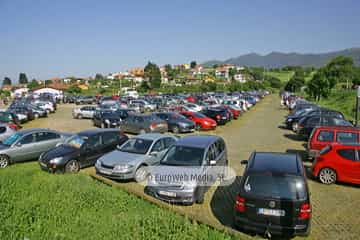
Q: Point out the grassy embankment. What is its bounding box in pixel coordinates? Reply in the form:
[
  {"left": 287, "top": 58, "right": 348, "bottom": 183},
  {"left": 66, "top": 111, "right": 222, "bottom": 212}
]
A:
[{"left": 0, "top": 162, "right": 234, "bottom": 240}]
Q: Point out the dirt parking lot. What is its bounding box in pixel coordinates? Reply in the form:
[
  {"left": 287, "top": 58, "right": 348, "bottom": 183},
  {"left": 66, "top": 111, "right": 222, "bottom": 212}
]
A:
[{"left": 23, "top": 96, "right": 360, "bottom": 240}]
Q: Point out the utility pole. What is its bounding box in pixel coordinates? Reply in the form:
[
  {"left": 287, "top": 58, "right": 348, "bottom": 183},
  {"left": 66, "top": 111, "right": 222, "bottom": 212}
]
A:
[{"left": 356, "top": 86, "right": 360, "bottom": 126}]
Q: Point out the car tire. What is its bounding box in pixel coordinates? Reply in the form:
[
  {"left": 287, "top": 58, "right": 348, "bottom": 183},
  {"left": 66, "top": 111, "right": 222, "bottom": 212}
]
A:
[
  {"left": 319, "top": 168, "right": 337, "bottom": 185},
  {"left": 65, "top": 160, "right": 80, "bottom": 173},
  {"left": 139, "top": 129, "right": 146, "bottom": 135},
  {"left": 195, "top": 123, "right": 202, "bottom": 131},
  {"left": 135, "top": 165, "right": 148, "bottom": 183},
  {"left": 34, "top": 113, "right": 39, "bottom": 119},
  {"left": 195, "top": 187, "right": 205, "bottom": 204},
  {"left": 77, "top": 114, "right": 83, "bottom": 119},
  {"left": 172, "top": 126, "right": 180, "bottom": 134},
  {"left": 0, "top": 155, "right": 10, "bottom": 168}
]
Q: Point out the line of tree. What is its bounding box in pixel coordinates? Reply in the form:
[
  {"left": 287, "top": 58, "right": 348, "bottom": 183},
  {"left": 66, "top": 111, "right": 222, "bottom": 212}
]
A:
[{"left": 144, "top": 62, "right": 161, "bottom": 89}]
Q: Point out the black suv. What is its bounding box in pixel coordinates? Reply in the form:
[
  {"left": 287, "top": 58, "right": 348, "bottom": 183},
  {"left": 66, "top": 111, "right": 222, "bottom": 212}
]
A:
[
  {"left": 93, "top": 110, "right": 122, "bottom": 128},
  {"left": 234, "top": 152, "right": 311, "bottom": 238},
  {"left": 39, "top": 129, "right": 128, "bottom": 173},
  {"left": 201, "top": 108, "right": 230, "bottom": 125}
]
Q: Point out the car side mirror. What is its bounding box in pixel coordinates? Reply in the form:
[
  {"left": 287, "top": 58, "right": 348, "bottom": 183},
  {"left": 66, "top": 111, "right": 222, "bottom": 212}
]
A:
[
  {"left": 209, "top": 160, "right": 216, "bottom": 166},
  {"left": 241, "top": 160, "right": 248, "bottom": 165},
  {"left": 150, "top": 151, "right": 158, "bottom": 157}
]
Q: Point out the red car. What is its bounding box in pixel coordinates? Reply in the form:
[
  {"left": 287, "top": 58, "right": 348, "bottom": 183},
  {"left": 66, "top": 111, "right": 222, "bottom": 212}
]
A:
[
  {"left": 307, "top": 126, "right": 360, "bottom": 159},
  {"left": 223, "top": 105, "right": 241, "bottom": 119},
  {"left": 312, "top": 143, "right": 360, "bottom": 185},
  {"left": 180, "top": 111, "right": 217, "bottom": 130}
]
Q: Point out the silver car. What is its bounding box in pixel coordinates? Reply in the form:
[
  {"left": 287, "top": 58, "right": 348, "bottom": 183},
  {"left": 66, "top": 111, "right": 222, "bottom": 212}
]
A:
[
  {"left": 72, "top": 106, "right": 97, "bottom": 119},
  {"left": 95, "top": 134, "right": 178, "bottom": 181},
  {"left": 0, "top": 128, "right": 71, "bottom": 168}
]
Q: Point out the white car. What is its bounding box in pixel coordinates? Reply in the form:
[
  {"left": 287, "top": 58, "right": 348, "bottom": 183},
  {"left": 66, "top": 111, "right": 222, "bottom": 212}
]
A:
[
  {"left": 34, "top": 101, "right": 55, "bottom": 113},
  {"left": 183, "top": 103, "right": 202, "bottom": 112}
]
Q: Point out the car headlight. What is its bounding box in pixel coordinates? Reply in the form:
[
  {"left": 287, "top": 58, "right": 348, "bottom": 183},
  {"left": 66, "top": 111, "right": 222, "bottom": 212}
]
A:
[
  {"left": 203, "top": 121, "right": 209, "bottom": 125},
  {"left": 287, "top": 118, "right": 293, "bottom": 122},
  {"left": 113, "top": 164, "right": 133, "bottom": 172},
  {"left": 49, "top": 157, "right": 63, "bottom": 164}
]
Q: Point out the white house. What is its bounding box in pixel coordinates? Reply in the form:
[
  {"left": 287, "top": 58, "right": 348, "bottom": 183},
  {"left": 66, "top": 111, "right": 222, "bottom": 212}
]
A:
[
  {"left": 234, "top": 73, "right": 247, "bottom": 83},
  {"left": 33, "top": 87, "right": 63, "bottom": 99}
]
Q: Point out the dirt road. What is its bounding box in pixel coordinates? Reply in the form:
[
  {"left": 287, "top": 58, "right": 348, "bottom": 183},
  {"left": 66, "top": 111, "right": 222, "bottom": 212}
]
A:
[{"left": 24, "top": 96, "right": 360, "bottom": 239}]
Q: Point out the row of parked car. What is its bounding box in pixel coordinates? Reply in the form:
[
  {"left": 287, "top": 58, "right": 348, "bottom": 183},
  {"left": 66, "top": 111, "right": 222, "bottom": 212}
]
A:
[
  {"left": 283, "top": 94, "right": 360, "bottom": 186},
  {"left": 71, "top": 91, "right": 268, "bottom": 135}
]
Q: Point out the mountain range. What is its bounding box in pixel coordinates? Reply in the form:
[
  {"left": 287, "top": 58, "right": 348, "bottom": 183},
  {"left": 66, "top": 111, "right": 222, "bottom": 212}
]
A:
[{"left": 203, "top": 48, "right": 360, "bottom": 68}]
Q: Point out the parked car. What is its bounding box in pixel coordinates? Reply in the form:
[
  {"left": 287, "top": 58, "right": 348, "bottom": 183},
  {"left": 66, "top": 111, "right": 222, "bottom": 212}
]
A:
[
  {"left": 72, "top": 106, "right": 97, "bottom": 119},
  {"left": 0, "top": 129, "right": 70, "bottom": 168},
  {"left": 287, "top": 109, "right": 344, "bottom": 132},
  {"left": 153, "top": 112, "right": 195, "bottom": 133},
  {"left": 39, "top": 129, "right": 128, "bottom": 173},
  {"left": 201, "top": 108, "right": 230, "bottom": 125},
  {"left": 297, "top": 116, "right": 352, "bottom": 139},
  {"left": 307, "top": 126, "right": 360, "bottom": 159},
  {"left": 8, "top": 106, "right": 35, "bottom": 121},
  {"left": 312, "top": 143, "right": 360, "bottom": 185},
  {"left": 180, "top": 111, "right": 217, "bottom": 130},
  {"left": 120, "top": 114, "right": 168, "bottom": 134},
  {"left": 114, "top": 108, "right": 135, "bottom": 121},
  {"left": 223, "top": 105, "right": 241, "bottom": 119},
  {"left": 145, "top": 135, "right": 228, "bottom": 205},
  {"left": 0, "top": 123, "right": 16, "bottom": 142},
  {"left": 33, "top": 101, "right": 55, "bottom": 113},
  {"left": 0, "top": 111, "right": 21, "bottom": 127},
  {"left": 93, "top": 110, "right": 122, "bottom": 128},
  {"left": 75, "top": 96, "right": 95, "bottom": 105},
  {"left": 183, "top": 103, "right": 202, "bottom": 112},
  {"left": 131, "top": 100, "right": 156, "bottom": 111},
  {"left": 235, "top": 152, "right": 311, "bottom": 237},
  {"left": 95, "top": 134, "right": 178, "bottom": 181}
]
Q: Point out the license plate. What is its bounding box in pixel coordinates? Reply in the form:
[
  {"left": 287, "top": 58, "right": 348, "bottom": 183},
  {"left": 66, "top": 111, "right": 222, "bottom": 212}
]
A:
[
  {"left": 100, "top": 169, "right": 112, "bottom": 175},
  {"left": 222, "top": 117, "right": 227, "bottom": 119},
  {"left": 258, "top": 208, "right": 285, "bottom": 217},
  {"left": 159, "top": 191, "right": 176, "bottom": 197}
]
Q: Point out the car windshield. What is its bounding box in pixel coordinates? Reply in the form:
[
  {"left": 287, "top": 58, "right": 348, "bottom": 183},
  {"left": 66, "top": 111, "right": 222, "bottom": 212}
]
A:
[
  {"left": 193, "top": 112, "right": 207, "bottom": 118},
  {"left": 161, "top": 146, "right": 204, "bottom": 166},
  {"left": 118, "top": 138, "right": 153, "bottom": 154},
  {"left": 65, "top": 135, "right": 86, "bottom": 148},
  {"left": 3, "top": 133, "right": 21, "bottom": 146},
  {"left": 243, "top": 174, "right": 307, "bottom": 200}
]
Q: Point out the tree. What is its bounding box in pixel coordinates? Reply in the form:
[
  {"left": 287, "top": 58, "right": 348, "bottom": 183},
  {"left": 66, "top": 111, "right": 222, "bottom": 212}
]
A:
[
  {"left": 144, "top": 62, "right": 161, "bottom": 88},
  {"left": 67, "top": 85, "right": 81, "bottom": 94},
  {"left": 3, "top": 77, "right": 11, "bottom": 86},
  {"left": 95, "top": 73, "right": 104, "bottom": 82},
  {"left": 45, "top": 80, "right": 53, "bottom": 86},
  {"left": 27, "top": 79, "right": 40, "bottom": 90},
  {"left": 19, "top": 73, "right": 28, "bottom": 84},
  {"left": 266, "top": 76, "right": 282, "bottom": 89},
  {"left": 284, "top": 70, "right": 305, "bottom": 92},
  {"left": 306, "top": 69, "right": 332, "bottom": 101},
  {"left": 228, "top": 68, "right": 237, "bottom": 81},
  {"left": 190, "top": 61, "right": 197, "bottom": 69},
  {"left": 325, "top": 56, "right": 355, "bottom": 89},
  {"left": 138, "top": 81, "right": 151, "bottom": 93}
]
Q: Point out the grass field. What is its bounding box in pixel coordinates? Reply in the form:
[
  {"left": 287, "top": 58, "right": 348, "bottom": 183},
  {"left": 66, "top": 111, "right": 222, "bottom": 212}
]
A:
[
  {"left": 316, "top": 90, "right": 356, "bottom": 121},
  {"left": 0, "top": 162, "right": 234, "bottom": 240},
  {"left": 265, "top": 71, "right": 294, "bottom": 82}
]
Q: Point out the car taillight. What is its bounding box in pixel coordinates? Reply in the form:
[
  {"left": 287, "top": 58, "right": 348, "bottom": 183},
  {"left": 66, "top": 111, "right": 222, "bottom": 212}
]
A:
[
  {"left": 8, "top": 123, "right": 18, "bottom": 130},
  {"left": 298, "top": 203, "right": 311, "bottom": 220},
  {"left": 235, "top": 195, "right": 246, "bottom": 213},
  {"left": 150, "top": 123, "right": 157, "bottom": 129},
  {"left": 216, "top": 115, "right": 221, "bottom": 120}
]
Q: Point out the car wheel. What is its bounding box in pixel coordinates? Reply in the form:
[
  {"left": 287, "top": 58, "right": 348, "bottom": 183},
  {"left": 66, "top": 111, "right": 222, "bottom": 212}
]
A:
[
  {"left": 34, "top": 113, "right": 39, "bottom": 119},
  {"left": 195, "top": 187, "right": 205, "bottom": 204},
  {"left": 77, "top": 114, "right": 83, "bottom": 119},
  {"left": 139, "top": 129, "right": 146, "bottom": 135},
  {"left": 172, "top": 126, "right": 180, "bottom": 134},
  {"left": 135, "top": 165, "right": 148, "bottom": 183},
  {"left": 65, "top": 160, "right": 80, "bottom": 173},
  {"left": 319, "top": 168, "right": 337, "bottom": 184},
  {"left": 0, "top": 155, "right": 10, "bottom": 168},
  {"left": 292, "top": 122, "right": 298, "bottom": 132},
  {"left": 195, "top": 123, "right": 201, "bottom": 131}
]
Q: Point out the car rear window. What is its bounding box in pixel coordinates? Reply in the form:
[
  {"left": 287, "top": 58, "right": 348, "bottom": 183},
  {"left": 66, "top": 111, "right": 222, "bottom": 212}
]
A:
[
  {"left": 243, "top": 174, "right": 307, "bottom": 200},
  {"left": 317, "top": 130, "right": 334, "bottom": 142},
  {"left": 336, "top": 132, "right": 358, "bottom": 143}
]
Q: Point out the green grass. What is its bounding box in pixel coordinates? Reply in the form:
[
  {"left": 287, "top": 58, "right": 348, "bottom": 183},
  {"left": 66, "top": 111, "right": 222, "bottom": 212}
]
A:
[
  {"left": 0, "top": 163, "right": 234, "bottom": 240},
  {"left": 265, "top": 71, "right": 294, "bottom": 82},
  {"left": 316, "top": 90, "right": 356, "bottom": 121}
]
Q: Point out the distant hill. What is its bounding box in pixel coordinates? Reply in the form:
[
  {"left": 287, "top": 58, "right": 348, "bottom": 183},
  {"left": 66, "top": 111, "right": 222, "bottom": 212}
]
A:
[{"left": 203, "top": 48, "right": 360, "bottom": 68}]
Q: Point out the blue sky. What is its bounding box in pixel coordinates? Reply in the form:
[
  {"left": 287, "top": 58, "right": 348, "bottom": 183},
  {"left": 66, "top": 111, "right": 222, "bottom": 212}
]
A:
[{"left": 0, "top": 0, "right": 359, "bottom": 81}]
